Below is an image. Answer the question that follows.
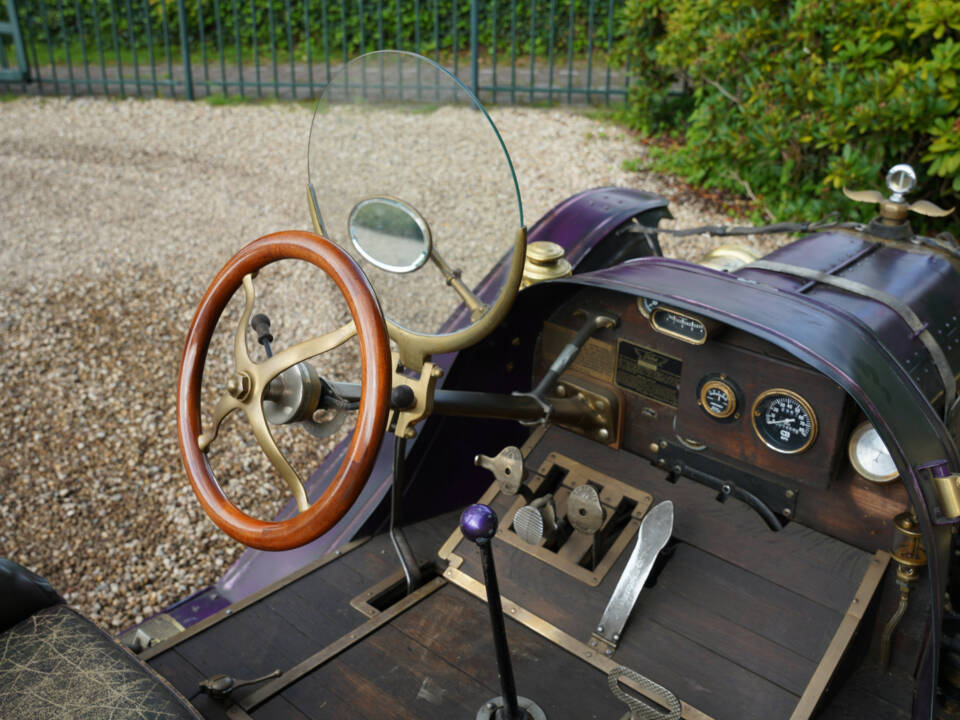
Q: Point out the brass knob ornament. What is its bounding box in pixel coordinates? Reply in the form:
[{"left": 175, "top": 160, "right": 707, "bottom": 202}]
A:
[{"left": 843, "top": 163, "right": 954, "bottom": 226}]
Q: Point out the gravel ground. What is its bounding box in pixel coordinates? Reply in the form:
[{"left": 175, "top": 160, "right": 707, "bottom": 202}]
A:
[{"left": 0, "top": 95, "right": 780, "bottom": 630}]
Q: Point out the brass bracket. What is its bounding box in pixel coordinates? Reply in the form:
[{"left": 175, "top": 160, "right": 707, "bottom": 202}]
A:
[
  {"left": 548, "top": 374, "right": 622, "bottom": 447},
  {"left": 934, "top": 473, "right": 960, "bottom": 519},
  {"left": 392, "top": 352, "right": 443, "bottom": 439}
]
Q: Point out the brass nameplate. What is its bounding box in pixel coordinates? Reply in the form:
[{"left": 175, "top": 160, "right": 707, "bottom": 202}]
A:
[{"left": 615, "top": 339, "right": 682, "bottom": 406}]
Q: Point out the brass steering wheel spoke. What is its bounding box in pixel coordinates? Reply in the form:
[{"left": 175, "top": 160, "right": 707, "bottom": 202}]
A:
[
  {"left": 234, "top": 274, "right": 257, "bottom": 371},
  {"left": 244, "top": 401, "right": 311, "bottom": 513},
  {"left": 198, "top": 393, "right": 242, "bottom": 452},
  {"left": 254, "top": 320, "right": 357, "bottom": 389}
]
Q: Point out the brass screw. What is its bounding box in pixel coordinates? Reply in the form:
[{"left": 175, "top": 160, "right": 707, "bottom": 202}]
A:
[
  {"left": 783, "top": 508, "right": 793, "bottom": 518},
  {"left": 555, "top": 384, "right": 567, "bottom": 397},
  {"left": 785, "top": 489, "right": 795, "bottom": 499},
  {"left": 597, "top": 428, "right": 610, "bottom": 441},
  {"left": 648, "top": 442, "right": 659, "bottom": 454}
]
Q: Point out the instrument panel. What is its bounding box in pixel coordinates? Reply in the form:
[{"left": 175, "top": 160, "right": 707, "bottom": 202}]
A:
[{"left": 536, "top": 288, "right": 849, "bottom": 490}]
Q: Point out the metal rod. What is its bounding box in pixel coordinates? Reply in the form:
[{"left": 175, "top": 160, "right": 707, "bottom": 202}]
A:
[
  {"left": 175, "top": 0, "right": 192, "bottom": 98},
  {"left": 469, "top": 0, "right": 478, "bottom": 97},
  {"left": 478, "top": 537, "right": 524, "bottom": 720},
  {"left": 390, "top": 434, "right": 422, "bottom": 594}
]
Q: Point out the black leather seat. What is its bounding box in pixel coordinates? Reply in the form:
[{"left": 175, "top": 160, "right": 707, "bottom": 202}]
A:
[{"left": 0, "top": 559, "right": 202, "bottom": 720}]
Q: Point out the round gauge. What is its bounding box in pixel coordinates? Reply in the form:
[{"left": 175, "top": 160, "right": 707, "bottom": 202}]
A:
[
  {"left": 698, "top": 378, "right": 739, "bottom": 420},
  {"left": 848, "top": 421, "right": 899, "bottom": 482},
  {"left": 751, "top": 389, "right": 818, "bottom": 454},
  {"left": 637, "top": 297, "right": 660, "bottom": 317}
]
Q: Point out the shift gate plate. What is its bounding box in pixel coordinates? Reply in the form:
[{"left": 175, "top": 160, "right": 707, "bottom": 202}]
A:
[{"left": 496, "top": 453, "right": 653, "bottom": 587}]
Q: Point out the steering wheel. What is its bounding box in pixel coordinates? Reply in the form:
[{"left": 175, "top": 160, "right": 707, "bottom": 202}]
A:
[{"left": 177, "top": 230, "right": 391, "bottom": 551}]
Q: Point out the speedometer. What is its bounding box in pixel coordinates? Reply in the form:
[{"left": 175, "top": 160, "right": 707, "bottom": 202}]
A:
[{"left": 751, "top": 389, "right": 818, "bottom": 454}]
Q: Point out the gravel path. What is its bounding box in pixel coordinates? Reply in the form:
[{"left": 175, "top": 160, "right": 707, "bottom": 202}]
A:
[{"left": 0, "top": 96, "right": 772, "bottom": 630}]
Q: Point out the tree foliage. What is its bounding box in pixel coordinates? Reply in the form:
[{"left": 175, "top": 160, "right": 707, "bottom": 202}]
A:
[{"left": 617, "top": 0, "right": 960, "bottom": 222}]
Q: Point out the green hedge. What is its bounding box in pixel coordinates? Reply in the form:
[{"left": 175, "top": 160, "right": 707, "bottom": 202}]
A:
[{"left": 617, "top": 0, "right": 960, "bottom": 223}]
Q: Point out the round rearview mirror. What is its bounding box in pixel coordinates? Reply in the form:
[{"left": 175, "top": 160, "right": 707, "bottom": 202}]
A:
[{"left": 348, "top": 197, "right": 432, "bottom": 274}]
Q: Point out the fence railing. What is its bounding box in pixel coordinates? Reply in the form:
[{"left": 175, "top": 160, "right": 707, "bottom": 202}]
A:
[{"left": 1, "top": 0, "right": 629, "bottom": 104}]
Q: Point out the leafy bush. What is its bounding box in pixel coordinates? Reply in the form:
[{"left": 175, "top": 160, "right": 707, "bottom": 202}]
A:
[{"left": 617, "top": 0, "right": 960, "bottom": 223}]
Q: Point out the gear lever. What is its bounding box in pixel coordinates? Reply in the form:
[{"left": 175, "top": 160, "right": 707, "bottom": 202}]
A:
[{"left": 460, "top": 505, "right": 546, "bottom": 720}]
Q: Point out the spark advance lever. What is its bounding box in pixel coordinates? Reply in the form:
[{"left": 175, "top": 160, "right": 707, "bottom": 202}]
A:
[{"left": 515, "top": 310, "right": 618, "bottom": 424}]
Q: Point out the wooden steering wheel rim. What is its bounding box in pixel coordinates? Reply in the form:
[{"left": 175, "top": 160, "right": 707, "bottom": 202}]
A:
[{"left": 177, "top": 230, "right": 391, "bottom": 551}]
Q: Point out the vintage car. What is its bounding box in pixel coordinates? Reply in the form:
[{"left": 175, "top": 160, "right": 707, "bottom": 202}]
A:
[{"left": 2, "top": 50, "right": 960, "bottom": 720}]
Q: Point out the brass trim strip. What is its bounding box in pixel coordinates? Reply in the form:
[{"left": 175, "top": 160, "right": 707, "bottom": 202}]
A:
[
  {"left": 350, "top": 567, "right": 410, "bottom": 618},
  {"left": 788, "top": 550, "right": 891, "bottom": 720},
  {"left": 140, "top": 537, "right": 369, "bottom": 660},
  {"left": 240, "top": 575, "right": 447, "bottom": 710},
  {"left": 442, "top": 565, "right": 714, "bottom": 720}
]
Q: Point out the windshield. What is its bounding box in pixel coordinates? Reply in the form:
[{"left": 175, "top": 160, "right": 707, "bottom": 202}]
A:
[{"left": 307, "top": 50, "right": 523, "bottom": 337}]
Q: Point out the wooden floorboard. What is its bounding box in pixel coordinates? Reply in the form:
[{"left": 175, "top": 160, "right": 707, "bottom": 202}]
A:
[
  {"left": 279, "top": 624, "right": 492, "bottom": 720},
  {"left": 146, "top": 436, "right": 894, "bottom": 720},
  {"left": 391, "top": 585, "right": 647, "bottom": 719},
  {"left": 655, "top": 543, "right": 840, "bottom": 662}
]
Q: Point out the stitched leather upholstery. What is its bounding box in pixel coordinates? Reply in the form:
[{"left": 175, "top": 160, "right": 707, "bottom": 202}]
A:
[{"left": 0, "top": 604, "right": 202, "bottom": 720}]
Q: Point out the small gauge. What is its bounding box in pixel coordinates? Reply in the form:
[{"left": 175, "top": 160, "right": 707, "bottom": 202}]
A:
[
  {"left": 697, "top": 376, "right": 741, "bottom": 421},
  {"left": 848, "top": 421, "right": 899, "bottom": 482},
  {"left": 752, "top": 389, "right": 818, "bottom": 454},
  {"left": 637, "top": 297, "right": 660, "bottom": 318},
  {"left": 650, "top": 307, "right": 708, "bottom": 345}
]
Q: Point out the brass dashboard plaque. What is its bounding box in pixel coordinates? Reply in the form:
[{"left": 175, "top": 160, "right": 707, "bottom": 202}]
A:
[{"left": 615, "top": 339, "right": 682, "bottom": 406}]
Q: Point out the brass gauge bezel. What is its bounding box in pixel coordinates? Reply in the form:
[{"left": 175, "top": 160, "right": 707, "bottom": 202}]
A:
[
  {"left": 847, "top": 421, "right": 899, "bottom": 483},
  {"left": 699, "top": 379, "right": 737, "bottom": 419},
  {"left": 751, "top": 388, "right": 818, "bottom": 455},
  {"left": 637, "top": 296, "right": 660, "bottom": 319},
  {"left": 649, "top": 307, "right": 708, "bottom": 345}
]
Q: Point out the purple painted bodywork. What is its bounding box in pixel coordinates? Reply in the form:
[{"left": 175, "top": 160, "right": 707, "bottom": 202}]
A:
[
  {"left": 736, "top": 231, "right": 960, "bottom": 402},
  {"left": 213, "top": 187, "right": 666, "bottom": 602}
]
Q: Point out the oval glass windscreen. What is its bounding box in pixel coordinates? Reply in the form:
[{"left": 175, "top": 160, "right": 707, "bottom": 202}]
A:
[{"left": 307, "top": 51, "right": 523, "bottom": 337}]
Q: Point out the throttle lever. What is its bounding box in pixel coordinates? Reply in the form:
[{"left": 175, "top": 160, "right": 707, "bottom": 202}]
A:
[{"left": 251, "top": 313, "right": 274, "bottom": 358}]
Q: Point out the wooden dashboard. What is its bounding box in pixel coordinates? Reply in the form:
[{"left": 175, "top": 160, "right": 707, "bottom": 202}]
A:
[{"left": 533, "top": 287, "right": 909, "bottom": 551}]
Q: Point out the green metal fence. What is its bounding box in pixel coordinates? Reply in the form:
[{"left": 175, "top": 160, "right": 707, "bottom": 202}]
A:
[{"left": 1, "top": 0, "right": 629, "bottom": 104}]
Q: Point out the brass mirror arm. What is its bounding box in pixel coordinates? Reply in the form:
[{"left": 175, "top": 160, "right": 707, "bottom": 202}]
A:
[{"left": 429, "top": 247, "right": 488, "bottom": 321}]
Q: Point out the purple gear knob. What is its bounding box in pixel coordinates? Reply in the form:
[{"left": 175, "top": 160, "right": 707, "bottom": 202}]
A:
[{"left": 460, "top": 504, "right": 498, "bottom": 542}]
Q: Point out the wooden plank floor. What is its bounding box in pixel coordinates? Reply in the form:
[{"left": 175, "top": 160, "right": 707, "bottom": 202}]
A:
[{"left": 147, "top": 426, "right": 894, "bottom": 719}]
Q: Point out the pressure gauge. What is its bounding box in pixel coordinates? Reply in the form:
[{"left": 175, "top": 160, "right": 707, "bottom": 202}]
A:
[
  {"left": 697, "top": 375, "right": 742, "bottom": 422},
  {"left": 752, "top": 389, "right": 818, "bottom": 454},
  {"left": 848, "top": 421, "right": 899, "bottom": 482}
]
